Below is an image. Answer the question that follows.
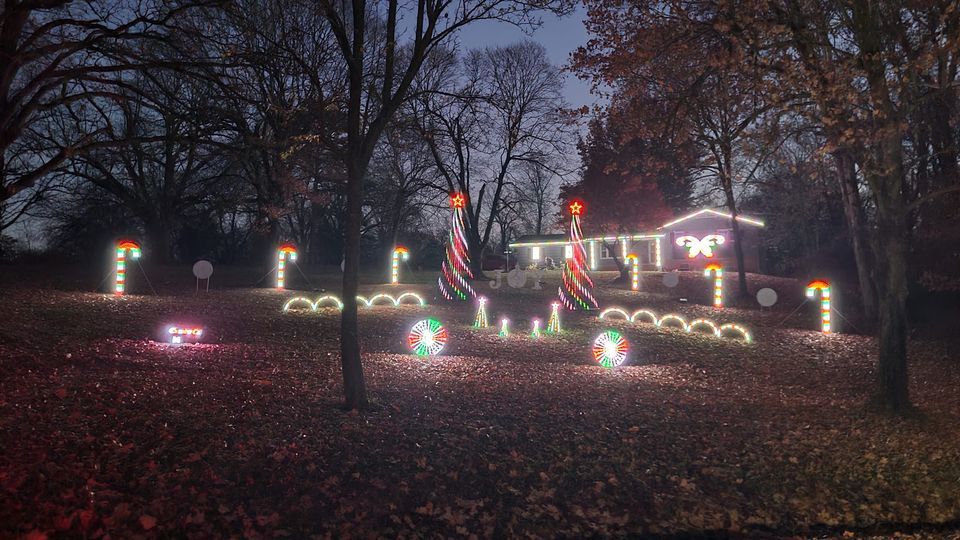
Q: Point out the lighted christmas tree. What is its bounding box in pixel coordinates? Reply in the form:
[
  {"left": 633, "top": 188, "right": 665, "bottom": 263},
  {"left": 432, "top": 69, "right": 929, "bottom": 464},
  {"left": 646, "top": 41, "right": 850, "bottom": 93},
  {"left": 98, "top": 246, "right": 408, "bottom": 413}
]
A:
[
  {"left": 438, "top": 192, "right": 477, "bottom": 300},
  {"left": 559, "top": 199, "right": 599, "bottom": 310}
]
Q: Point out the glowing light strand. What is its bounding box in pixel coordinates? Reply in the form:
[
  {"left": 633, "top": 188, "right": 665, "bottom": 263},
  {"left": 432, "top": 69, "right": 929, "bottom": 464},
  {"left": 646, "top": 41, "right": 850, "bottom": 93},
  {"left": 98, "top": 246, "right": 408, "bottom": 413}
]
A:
[
  {"left": 438, "top": 193, "right": 476, "bottom": 301},
  {"left": 277, "top": 244, "right": 297, "bottom": 289},
  {"left": 391, "top": 246, "right": 409, "bottom": 284},
  {"left": 704, "top": 263, "right": 723, "bottom": 308},
  {"left": 499, "top": 318, "right": 510, "bottom": 337},
  {"left": 407, "top": 319, "right": 448, "bottom": 356},
  {"left": 592, "top": 330, "right": 629, "bottom": 368},
  {"left": 597, "top": 307, "right": 752, "bottom": 343},
  {"left": 114, "top": 240, "right": 141, "bottom": 295},
  {"left": 282, "top": 292, "right": 425, "bottom": 312},
  {"left": 805, "top": 280, "right": 832, "bottom": 334},
  {"left": 531, "top": 319, "right": 541, "bottom": 338},
  {"left": 558, "top": 200, "right": 599, "bottom": 310}
]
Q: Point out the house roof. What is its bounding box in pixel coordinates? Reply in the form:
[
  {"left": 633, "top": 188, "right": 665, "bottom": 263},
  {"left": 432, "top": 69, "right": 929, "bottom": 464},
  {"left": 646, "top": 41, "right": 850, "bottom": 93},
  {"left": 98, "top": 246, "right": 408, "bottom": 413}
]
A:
[
  {"left": 507, "top": 207, "right": 764, "bottom": 248},
  {"left": 658, "top": 208, "right": 765, "bottom": 229}
]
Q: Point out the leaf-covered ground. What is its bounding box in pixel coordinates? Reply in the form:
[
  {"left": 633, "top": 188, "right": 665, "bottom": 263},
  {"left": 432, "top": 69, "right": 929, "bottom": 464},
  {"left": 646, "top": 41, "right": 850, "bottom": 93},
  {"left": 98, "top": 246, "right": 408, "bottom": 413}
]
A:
[{"left": 1, "top": 266, "right": 959, "bottom": 538}]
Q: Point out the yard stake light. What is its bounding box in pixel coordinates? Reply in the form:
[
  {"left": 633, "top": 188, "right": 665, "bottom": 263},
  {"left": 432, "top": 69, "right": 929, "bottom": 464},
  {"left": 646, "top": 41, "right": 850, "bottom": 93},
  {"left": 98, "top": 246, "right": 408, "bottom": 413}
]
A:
[
  {"left": 805, "top": 280, "right": 832, "bottom": 334},
  {"left": 530, "top": 318, "right": 541, "bottom": 338},
  {"left": 499, "top": 318, "right": 510, "bottom": 337},
  {"left": 115, "top": 240, "right": 142, "bottom": 295},
  {"left": 167, "top": 326, "right": 203, "bottom": 345},
  {"left": 474, "top": 296, "right": 489, "bottom": 328},
  {"left": 626, "top": 253, "right": 640, "bottom": 291},
  {"left": 704, "top": 263, "right": 723, "bottom": 308},
  {"left": 547, "top": 302, "right": 561, "bottom": 333},
  {"left": 391, "top": 246, "right": 409, "bottom": 284},
  {"left": 276, "top": 244, "right": 297, "bottom": 289}
]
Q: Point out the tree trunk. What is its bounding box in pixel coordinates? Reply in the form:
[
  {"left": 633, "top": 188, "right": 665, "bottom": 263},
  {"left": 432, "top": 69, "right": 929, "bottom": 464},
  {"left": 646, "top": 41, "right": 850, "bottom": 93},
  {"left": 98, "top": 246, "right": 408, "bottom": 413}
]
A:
[
  {"left": 719, "top": 146, "right": 749, "bottom": 297},
  {"left": 144, "top": 218, "right": 172, "bottom": 264},
  {"left": 872, "top": 170, "right": 910, "bottom": 413},
  {"left": 605, "top": 241, "right": 630, "bottom": 282},
  {"left": 834, "top": 150, "right": 877, "bottom": 323},
  {"left": 340, "top": 157, "right": 369, "bottom": 410}
]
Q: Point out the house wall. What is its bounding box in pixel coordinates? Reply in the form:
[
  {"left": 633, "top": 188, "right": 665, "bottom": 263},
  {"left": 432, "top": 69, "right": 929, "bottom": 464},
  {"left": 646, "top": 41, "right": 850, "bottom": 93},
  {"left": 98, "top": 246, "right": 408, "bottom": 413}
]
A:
[
  {"left": 513, "top": 238, "right": 660, "bottom": 271},
  {"left": 661, "top": 215, "right": 761, "bottom": 273}
]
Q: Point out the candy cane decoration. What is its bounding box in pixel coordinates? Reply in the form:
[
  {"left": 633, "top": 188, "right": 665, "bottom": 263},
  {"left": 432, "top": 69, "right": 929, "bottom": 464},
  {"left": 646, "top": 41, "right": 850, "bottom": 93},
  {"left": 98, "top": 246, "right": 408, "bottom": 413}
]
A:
[
  {"left": 625, "top": 253, "right": 640, "bottom": 291},
  {"left": 391, "top": 246, "right": 409, "bottom": 285},
  {"left": 115, "top": 240, "right": 141, "bottom": 295},
  {"left": 704, "top": 263, "right": 723, "bottom": 308},
  {"left": 276, "top": 244, "right": 297, "bottom": 290},
  {"left": 805, "top": 280, "right": 831, "bottom": 334}
]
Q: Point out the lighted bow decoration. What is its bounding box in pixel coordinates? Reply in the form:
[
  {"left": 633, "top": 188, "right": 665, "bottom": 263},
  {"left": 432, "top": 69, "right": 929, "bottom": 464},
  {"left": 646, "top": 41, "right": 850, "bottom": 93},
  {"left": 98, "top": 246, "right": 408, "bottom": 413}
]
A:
[{"left": 675, "top": 234, "right": 725, "bottom": 258}]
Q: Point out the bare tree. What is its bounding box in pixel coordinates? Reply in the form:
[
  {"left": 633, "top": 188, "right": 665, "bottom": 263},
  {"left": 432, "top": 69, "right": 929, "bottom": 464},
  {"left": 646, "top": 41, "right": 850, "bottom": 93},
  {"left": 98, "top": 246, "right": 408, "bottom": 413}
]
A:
[
  {"left": 316, "top": 1, "right": 570, "bottom": 410},
  {"left": 416, "top": 41, "right": 572, "bottom": 275},
  {"left": 0, "top": 1, "right": 211, "bottom": 227}
]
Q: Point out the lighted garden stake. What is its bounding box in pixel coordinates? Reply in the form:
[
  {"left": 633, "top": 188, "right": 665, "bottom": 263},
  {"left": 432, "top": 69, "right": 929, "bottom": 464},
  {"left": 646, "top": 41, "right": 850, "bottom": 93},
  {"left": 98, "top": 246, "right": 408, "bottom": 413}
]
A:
[
  {"left": 805, "top": 280, "right": 832, "bottom": 334},
  {"left": 114, "top": 240, "right": 142, "bottom": 295},
  {"left": 167, "top": 326, "right": 203, "bottom": 345},
  {"left": 391, "top": 246, "right": 409, "bottom": 284},
  {"left": 473, "top": 296, "right": 489, "bottom": 328},
  {"left": 592, "top": 330, "right": 629, "bottom": 368},
  {"left": 276, "top": 244, "right": 297, "bottom": 289},
  {"left": 626, "top": 253, "right": 640, "bottom": 291},
  {"left": 407, "top": 318, "right": 448, "bottom": 356},
  {"left": 439, "top": 192, "right": 476, "bottom": 300},
  {"left": 547, "top": 302, "right": 561, "bottom": 334},
  {"left": 499, "top": 318, "right": 510, "bottom": 337},
  {"left": 530, "top": 319, "right": 541, "bottom": 338},
  {"left": 704, "top": 263, "right": 723, "bottom": 308},
  {"left": 558, "top": 199, "right": 599, "bottom": 310}
]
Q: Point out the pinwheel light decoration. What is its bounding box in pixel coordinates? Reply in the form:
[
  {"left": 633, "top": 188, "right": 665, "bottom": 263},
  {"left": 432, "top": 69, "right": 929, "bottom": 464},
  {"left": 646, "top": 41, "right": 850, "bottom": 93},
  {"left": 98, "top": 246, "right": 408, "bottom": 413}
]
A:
[
  {"left": 593, "top": 330, "right": 629, "bottom": 368},
  {"left": 675, "top": 234, "right": 725, "bottom": 258},
  {"left": 407, "top": 318, "right": 448, "bottom": 356}
]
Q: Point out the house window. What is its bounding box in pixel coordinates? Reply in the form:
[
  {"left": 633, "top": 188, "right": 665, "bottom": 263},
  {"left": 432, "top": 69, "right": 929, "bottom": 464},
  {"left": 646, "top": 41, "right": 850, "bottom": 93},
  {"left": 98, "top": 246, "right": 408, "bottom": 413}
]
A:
[
  {"left": 601, "top": 245, "right": 614, "bottom": 259},
  {"left": 564, "top": 245, "right": 573, "bottom": 259},
  {"left": 531, "top": 246, "right": 541, "bottom": 261}
]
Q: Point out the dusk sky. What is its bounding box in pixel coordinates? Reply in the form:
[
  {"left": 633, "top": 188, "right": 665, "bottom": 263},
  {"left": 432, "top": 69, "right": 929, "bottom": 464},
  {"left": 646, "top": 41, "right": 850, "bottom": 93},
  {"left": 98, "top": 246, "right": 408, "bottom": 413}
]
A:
[{"left": 456, "top": 6, "right": 596, "bottom": 110}]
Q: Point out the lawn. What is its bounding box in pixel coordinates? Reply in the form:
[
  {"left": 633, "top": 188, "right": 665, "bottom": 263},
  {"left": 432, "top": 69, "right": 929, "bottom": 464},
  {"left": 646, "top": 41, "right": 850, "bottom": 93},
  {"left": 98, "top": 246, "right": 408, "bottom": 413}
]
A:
[{"left": 1, "top": 265, "right": 959, "bottom": 538}]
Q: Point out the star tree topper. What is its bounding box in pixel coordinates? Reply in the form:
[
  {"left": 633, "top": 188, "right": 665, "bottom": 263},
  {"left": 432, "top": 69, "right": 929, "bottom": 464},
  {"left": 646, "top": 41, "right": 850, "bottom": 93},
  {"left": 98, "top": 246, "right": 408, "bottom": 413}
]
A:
[
  {"left": 450, "top": 192, "right": 466, "bottom": 209},
  {"left": 568, "top": 199, "right": 584, "bottom": 216}
]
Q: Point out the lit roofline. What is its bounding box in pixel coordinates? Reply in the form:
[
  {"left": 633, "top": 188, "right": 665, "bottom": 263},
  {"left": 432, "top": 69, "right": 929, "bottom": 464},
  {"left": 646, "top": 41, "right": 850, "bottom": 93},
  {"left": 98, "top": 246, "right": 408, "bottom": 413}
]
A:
[
  {"left": 509, "top": 233, "right": 665, "bottom": 248},
  {"left": 659, "top": 208, "right": 765, "bottom": 229}
]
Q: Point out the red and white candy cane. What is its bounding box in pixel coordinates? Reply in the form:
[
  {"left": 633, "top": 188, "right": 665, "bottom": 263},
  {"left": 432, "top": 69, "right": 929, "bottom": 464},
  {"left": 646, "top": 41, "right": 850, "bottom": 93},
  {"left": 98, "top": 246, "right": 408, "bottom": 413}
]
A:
[
  {"left": 115, "top": 240, "right": 142, "bottom": 295},
  {"left": 704, "top": 263, "right": 723, "bottom": 308},
  {"left": 277, "top": 244, "right": 297, "bottom": 289}
]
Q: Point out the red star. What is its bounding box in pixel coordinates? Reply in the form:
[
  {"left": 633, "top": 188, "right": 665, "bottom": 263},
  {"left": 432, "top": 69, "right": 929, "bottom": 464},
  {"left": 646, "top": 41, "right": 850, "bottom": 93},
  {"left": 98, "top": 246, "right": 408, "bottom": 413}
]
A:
[
  {"left": 568, "top": 200, "right": 584, "bottom": 216},
  {"left": 450, "top": 192, "right": 466, "bottom": 209}
]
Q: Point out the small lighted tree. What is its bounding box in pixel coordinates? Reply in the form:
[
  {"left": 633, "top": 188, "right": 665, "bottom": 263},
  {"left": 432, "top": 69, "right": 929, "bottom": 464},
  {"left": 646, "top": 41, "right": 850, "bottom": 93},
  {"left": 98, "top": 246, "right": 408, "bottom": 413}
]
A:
[
  {"left": 558, "top": 200, "right": 599, "bottom": 310},
  {"left": 438, "top": 192, "right": 476, "bottom": 301}
]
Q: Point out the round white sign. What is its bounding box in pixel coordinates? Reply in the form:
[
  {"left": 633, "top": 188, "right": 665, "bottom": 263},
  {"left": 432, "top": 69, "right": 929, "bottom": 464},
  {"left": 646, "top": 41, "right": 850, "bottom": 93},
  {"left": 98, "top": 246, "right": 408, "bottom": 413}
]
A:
[
  {"left": 662, "top": 272, "right": 680, "bottom": 288},
  {"left": 756, "top": 287, "right": 778, "bottom": 307},
  {"left": 192, "top": 260, "right": 214, "bottom": 280}
]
